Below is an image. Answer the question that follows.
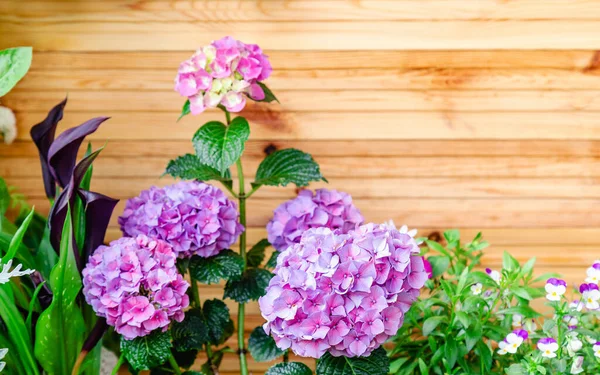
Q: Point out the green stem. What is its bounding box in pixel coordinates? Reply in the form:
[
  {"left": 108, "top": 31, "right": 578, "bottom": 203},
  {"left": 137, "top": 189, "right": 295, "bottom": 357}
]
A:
[
  {"left": 283, "top": 350, "right": 289, "bottom": 363},
  {"left": 189, "top": 271, "right": 201, "bottom": 309},
  {"left": 110, "top": 354, "right": 125, "bottom": 375},
  {"left": 168, "top": 353, "right": 182, "bottom": 375},
  {"left": 236, "top": 158, "right": 249, "bottom": 375}
]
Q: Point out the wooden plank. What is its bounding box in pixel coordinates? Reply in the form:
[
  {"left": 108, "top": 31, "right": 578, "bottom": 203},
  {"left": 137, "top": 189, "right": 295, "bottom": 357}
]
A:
[
  {"left": 23, "top": 197, "right": 600, "bottom": 228},
  {"left": 3, "top": 156, "right": 599, "bottom": 179},
  {"left": 27, "top": 51, "right": 600, "bottom": 70},
  {"left": 2, "top": 21, "right": 600, "bottom": 51},
  {"left": 4, "top": 1, "right": 600, "bottom": 22},
  {"left": 9, "top": 176, "right": 600, "bottom": 200},
  {"left": 4, "top": 140, "right": 600, "bottom": 158},
  {"left": 16, "top": 68, "right": 600, "bottom": 91},
  {"left": 104, "top": 227, "right": 600, "bottom": 246},
  {"left": 13, "top": 111, "right": 600, "bottom": 140},
  {"left": 7, "top": 90, "right": 600, "bottom": 113}
]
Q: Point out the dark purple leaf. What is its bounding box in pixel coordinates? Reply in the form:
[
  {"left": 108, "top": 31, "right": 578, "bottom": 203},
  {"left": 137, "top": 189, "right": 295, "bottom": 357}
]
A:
[
  {"left": 81, "top": 318, "right": 107, "bottom": 352},
  {"left": 78, "top": 190, "right": 119, "bottom": 262},
  {"left": 29, "top": 97, "right": 67, "bottom": 198},
  {"left": 30, "top": 271, "right": 53, "bottom": 310},
  {"left": 48, "top": 185, "right": 71, "bottom": 254},
  {"left": 48, "top": 117, "right": 109, "bottom": 188}
]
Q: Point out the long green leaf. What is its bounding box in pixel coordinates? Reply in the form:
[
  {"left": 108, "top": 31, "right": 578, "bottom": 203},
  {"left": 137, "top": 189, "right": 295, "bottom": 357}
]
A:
[
  {"left": 0, "top": 283, "right": 39, "bottom": 375},
  {"left": 35, "top": 208, "right": 86, "bottom": 375},
  {"left": 0, "top": 47, "right": 32, "bottom": 97},
  {"left": 3, "top": 207, "right": 35, "bottom": 262},
  {"left": 0, "top": 232, "right": 36, "bottom": 270},
  {"left": 26, "top": 281, "right": 46, "bottom": 337}
]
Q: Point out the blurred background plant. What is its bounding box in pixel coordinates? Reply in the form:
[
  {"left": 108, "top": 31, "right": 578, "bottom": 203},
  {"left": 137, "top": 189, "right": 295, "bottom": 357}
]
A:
[
  {"left": 0, "top": 46, "right": 32, "bottom": 144},
  {"left": 389, "top": 231, "right": 600, "bottom": 374}
]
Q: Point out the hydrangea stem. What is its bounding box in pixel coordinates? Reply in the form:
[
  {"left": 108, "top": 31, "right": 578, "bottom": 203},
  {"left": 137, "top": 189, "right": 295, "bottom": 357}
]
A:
[
  {"left": 110, "top": 354, "right": 124, "bottom": 375},
  {"left": 168, "top": 353, "right": 182, "bottom": 375}
]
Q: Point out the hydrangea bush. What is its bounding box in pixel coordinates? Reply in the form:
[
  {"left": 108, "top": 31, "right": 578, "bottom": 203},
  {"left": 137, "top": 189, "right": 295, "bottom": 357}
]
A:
[{"left": 389, "top": 231, "right": 600, "bottom": 374}]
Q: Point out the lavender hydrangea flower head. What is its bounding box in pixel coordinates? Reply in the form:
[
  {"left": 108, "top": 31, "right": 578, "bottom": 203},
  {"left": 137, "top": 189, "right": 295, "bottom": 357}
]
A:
[
  {"left": 259, "top": 223, "right": 428, "bottom": 358},
  {"left": 119, "top": 181, "right": 244, "bottom": 258},
  {"left": 82, "top": 235, "right": 189, "bottom": 339},
  {"left": 174, "top": 36, "right": 273, "bottom": 114},
  {"left": 266, "top": 189, "right": 364, "bottom": 252}
]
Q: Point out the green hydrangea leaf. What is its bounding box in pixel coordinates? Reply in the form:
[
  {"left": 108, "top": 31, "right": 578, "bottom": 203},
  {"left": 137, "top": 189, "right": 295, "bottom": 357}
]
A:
[
  {"left": 224, "top": 268, "right": 272, "bottom": 303},
  {"left": 166, "top": 154, "right": 233, "bottom": 189},
  {"left": 316, "top": 347, "right": 389, "bottom": 375},
  {"left": 252, "top": 148, "right": 326, "bottom": 188},
  {"left": 248, "top": 326, "right": 284, "bottom": 362},
  {"left": 266, "top": 362, "right": 312, "bottom": 375},
  {"left": 203, "top": 299, "right": 234, "bottom": 345},
  {"left": 171, "top": 308, "right": 210, "bottom": 352},
  {"left": 265, "top": 251, "right": 280, "bottom": 269},
  {"left": 192, "top": 117, "right": 250, "bottom": 174},
  {"left": 189, "top": 250, "right": 244, "bottom": 285},
  {"left": 121, "top": 330, "right": 172, "bottom": 371},
  {"left": 178, "top": 100, "right": 191, "bottom": 122},
  {"left": 172, "top": 349, "right": 199, "bottom": 370},
  {"left": 0, "top": 47, "right": 32, "bottom": 97},
  {"left": 247, "top": 239, "right": 270, "bottom": 268},
  {"left": 255, "top": 82, "right": 279, "bottom": 103}
]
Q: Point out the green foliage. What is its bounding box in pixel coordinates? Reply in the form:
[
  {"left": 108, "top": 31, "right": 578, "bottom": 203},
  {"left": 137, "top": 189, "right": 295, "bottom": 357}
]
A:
[
  {"left": 246, "top": 239, "right": 270, "bottom": 268},
  {"left": 248, "top": 326, "right": 284, "bottom": 362},
  {"left": 266, "top": 362, "right": 312, "bottom": 375},
  {"left": 121, "top": 330, "right": 173, "bottom": 371},
  {"left": 166, "top": 154, "right": 233, "bottom": 188},
  {"left": 252, "top": 148, "right": 326, "bottom": 188},
  {"left": 34, "top": 210, "right": 86, "bottom": 375},
  {"left": 255, "top": 82, "right": 279, "bottom": 103},
  {"left": 178, "top": 100, "right": 191, "bottom": 122},
  {"left": 316, "top": 347, "right": 389, "bottom": 375},
  {"left": 223, "top": 267, "right": 272, "bottom": 303},
  {"left": 202, "top": 299, "right": 234, "bottom": 346},
  {"left": 192, "top": 117, "right": 250, "bottom": 174},
  {"left": 189, "top": 250, "right": 244, "bottom": 285},
  {"left": 0, "top": 47, "right": 32, "bottom": 97},
  {"left": 265, "top": 250, "right": 280, "bottom": 269},
  {"left": 171, "top": 308, "right": 210, "bottom": 352}
]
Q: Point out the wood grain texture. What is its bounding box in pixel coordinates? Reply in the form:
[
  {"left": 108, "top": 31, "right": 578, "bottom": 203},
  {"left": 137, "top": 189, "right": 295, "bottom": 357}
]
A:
[{"left": 1, "top": 1, "right": 599, "bottom": 374}]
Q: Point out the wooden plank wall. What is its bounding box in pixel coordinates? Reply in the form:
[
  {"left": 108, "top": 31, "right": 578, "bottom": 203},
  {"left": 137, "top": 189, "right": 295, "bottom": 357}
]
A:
[{"left": 1, "top": 1, "right": 599, "bottom": 373}]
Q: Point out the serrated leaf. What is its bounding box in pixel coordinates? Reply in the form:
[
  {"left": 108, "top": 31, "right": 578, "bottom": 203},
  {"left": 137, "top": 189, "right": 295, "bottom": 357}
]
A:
[
  {"left": 316, "top": 347, "right": 389, "bottom": 375},
  {"left": 178, "top": 100, "right": 191, "bottom": 122},
  {"left": 189, "top": 250, "right": 244, "bottom": 285},
  {"left": 0, "top": 47, "right": 32, "bottom": 97},
  {"left": 192, "top": 117, "right": 250, "bottom": 174},
  {"left": 265, "top": 251, "right": 280, "bottom": 269},
  {"left": 247, "top": 239, "right": 270, "bottom": 268},
  {"left": 203, "top": 299, "right": 234, "bottom": 345},
  {"left": 266, "top": 362, "right": 312, "bottom": 375},
  {"left": 224, "top": 268, "right": 272, "bottom": 303},
  {"left": 248, "top": 326, "right": 284, "bottom": 362},
  {"left": 172, "top": 349, "right": 199, "bottom": 370},
  {"left": 165, "top": 154, "right": 233, "bottom": 188},
  {"left": 252, "top": 148, "right": 325, "bottom": 188},
  {"left": 121, "top": 330, "right": 172, "bottom": 371},
  {"left": 171, "top": 309, "right": 210, "bottom": 351},
  {"left": 255, "top": 82, "right": 279, "bottom": 103},
  {"left": 34, "top": 209, "right": 86, "bottom": 375}
]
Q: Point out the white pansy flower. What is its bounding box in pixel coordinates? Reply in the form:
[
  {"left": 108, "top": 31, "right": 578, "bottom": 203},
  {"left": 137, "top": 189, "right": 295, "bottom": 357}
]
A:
[
  {"left": 566, "top": 332, "right": 583, "bottom": 356},
  {"left": 485, "top": 268, "right": 501, "bottom": 283},
  {"left": 0, "top": 259, "right": 35, "bottom": 284},
  {"left": 512, "top": 314, "right": 523, "bottom": 328},
  {"left": 0, "top": 106, "right": 17, "bottom": 144},
  {"left": 470, "top": 282, "right": 483, "bottom": 295},
  {"left": 570, "top": 356, "right": 584, "bottom": 374}
]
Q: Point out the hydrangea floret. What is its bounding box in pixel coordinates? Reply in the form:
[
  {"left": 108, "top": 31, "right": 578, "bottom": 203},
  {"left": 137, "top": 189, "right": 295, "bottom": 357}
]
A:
[
  {"left": 266, "top": 188, "right": 364, "bottom": 252},
  {"left": 119, "top": 181, "right": 244, "bottom": 258},
  {"left": 82, "top": 235, "right": 190, "bottom": 339},
  {"left": 174, "top": 36, "right": 272, "bottom": 114}
]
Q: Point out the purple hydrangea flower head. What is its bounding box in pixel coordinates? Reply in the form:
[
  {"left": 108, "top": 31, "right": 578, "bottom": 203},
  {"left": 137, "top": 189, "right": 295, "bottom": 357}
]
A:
[
  {"left": 266, "top": 189, "right": 364, "bottom": 252},
  {"left": 119, "top": 181, "right": 244, "bottom": 258},
  {"left": 259, "top": 223, "right": 427, "bottom": 358},
  {"left": 82, "top": 235, "right": 190, "bottom": 339},
  {"left": 174, "top": 36, "right": 273, "bottom": 114}
]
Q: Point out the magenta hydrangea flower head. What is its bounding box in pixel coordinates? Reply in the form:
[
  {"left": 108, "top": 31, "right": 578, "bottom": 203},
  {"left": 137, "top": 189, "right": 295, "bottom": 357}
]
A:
[
  {"left": 266, "top": 189, "right": 364, "bottom": 252},
  {"left": 259, "top": 223, "right": 428, "bottom": 358},
  {"left": 174, "top": 36, "right": 273, "bottom": 114},
  {"left": 119, "top": 181, "right": 244, "bottom": 258},
  {"left": 82, "top": 235, "right": 190, "bottom": 339}
]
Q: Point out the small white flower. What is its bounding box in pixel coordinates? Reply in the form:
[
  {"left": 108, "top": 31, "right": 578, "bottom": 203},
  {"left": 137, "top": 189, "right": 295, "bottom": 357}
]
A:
[
  {"left": 538, "top": 338, "right": 559, "bottom": 358},
  {"left": 512, "top": 314, "right": 523, "bottom": 328},
  {"left": 504, "top": 332, "right": 525, "bottom": 354},
  {"left": 570, "top": 300, "right": 583, "bottom": 312},
  {"left": 0, "top": 106, "right": 17, "bottom": 144},
  {"left": 586, "top": 263, "right": 600, "bottom": 284},
  {"left": 497, "top": 340, "right": 508, "bottom": 355},
  {"left": 470, "top": 282, "right": 483, "bottom": 295},
  {"left": 566, "top": 332, "right": 583, "bottom": 356},
  {"left": 485, "top": 268, "right": 501, "bottom": 283},
  {"left": 0, "top": 348, "right": 7, "bottom": 372},
  {"left": 524, "top": 318, "right": 537, "bottom": 334},
  {"left": 0, "top": 260, "right": 35, "bottom": 284},
  {"left": 570, "top": 356, "right": 584, "bottom": 374},
  {"left": 586, "top": 336, "right": 597, "bottom": 344},
  {"left": 594, "top": 342, "right": 600, "bottom": 358},
  {"left": 545, "top": 279, "right": 567, "bottom": 302},
  {"left": 582, "top": 289, "right": 600, "bottom": 310},
  {"left": 563, "top": 315, "right": 578, "bottom": 328}
]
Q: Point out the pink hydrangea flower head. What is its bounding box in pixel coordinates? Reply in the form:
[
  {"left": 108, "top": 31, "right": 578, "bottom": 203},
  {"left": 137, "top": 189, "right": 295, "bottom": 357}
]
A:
[
  {"left": 267, "top": 189, "right": 364, "bottom": 252},
  {"left": 259, "top": 223, "right": 427, "bottom": 358},
  {"left": 174, "top": 36, "right": 273, "bottom": 114},
  {"left": 119, "top": 181, "right": 244, "bottom": 258},
  {"left": 82, "top": 235, "right": 190, "bottom": 339}
]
